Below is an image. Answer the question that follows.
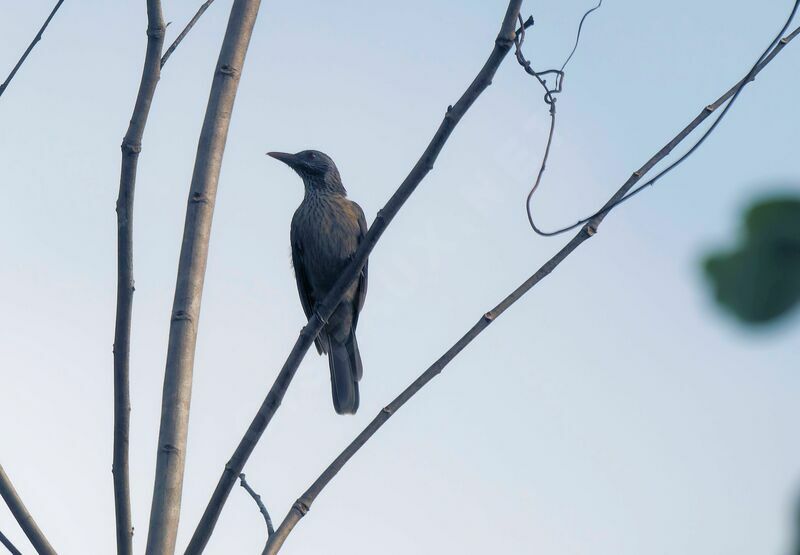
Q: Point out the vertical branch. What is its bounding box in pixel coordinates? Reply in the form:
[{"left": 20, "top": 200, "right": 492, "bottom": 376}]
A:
[
  {"left": 113, "top": 2, "right": 166, "bottom": 554},
  {"left": 184, "top": 1, "right": 523, "bottom": 552},
  {"left": 0, "top": 464, "right": 56, "bottom": 555},
  {"left": 145, "top": 1, "right": 262, "bottom": 554},
  {"left": 0, "top": 0, "right": 65, "bottom": 99}
]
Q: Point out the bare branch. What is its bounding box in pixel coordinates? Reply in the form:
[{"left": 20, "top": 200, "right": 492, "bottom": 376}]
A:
[
  {"left": 183, "top": 2, "right": 524, "bottom": 552},
  {"left": 161, "top": 0, "right": 218, "bottom": 68},
  {"left": 262, "top": 18, "right": 800, "bottom": 555},
  {"left": 113, "top": 2, "right": 166, "bottom": 554},
  {"left": 0, "top": 464, "right": 56, "bottom": 555},
  {"left": 0, "top": 529, "right": 22, "bottom": 555},
  {"left": 0, "top": 0, "right": 65, "bottom": 98},
  {"left": 239, "top": 473, "right": 274, "bottom": 539},
  {"left": 145, "top": 1, "right": 263, "bottom": 553}
]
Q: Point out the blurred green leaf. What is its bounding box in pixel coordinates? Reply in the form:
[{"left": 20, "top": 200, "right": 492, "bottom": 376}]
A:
[
  {"left": 704, "top": 196, "right": 800, "bottom": 324},
  {"left": 794, "top": 495, "right": 800, "bottom": 555}
]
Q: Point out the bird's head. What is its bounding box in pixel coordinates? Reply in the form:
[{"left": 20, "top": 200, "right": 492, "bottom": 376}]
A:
[{"left": 267, "top": 149, "right": 346, "bottom": 195}]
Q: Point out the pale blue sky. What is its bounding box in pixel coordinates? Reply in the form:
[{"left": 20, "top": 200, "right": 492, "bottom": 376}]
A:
[{"left": 1, "top": 1, "right": 799, "bottom": 554}]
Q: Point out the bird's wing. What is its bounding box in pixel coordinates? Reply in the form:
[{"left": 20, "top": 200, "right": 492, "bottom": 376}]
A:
[
  {"left": 352, "top": 201, "right": 368, "bottom": 331},
  {"left": 291, "top": 232, "right": 327, "bottom": 355},
  {"left": 290, "top": 228, "right": 315, "bottom": 322},
  {"left": 291, "top": 242, "right": 315, "bottom": 321}
]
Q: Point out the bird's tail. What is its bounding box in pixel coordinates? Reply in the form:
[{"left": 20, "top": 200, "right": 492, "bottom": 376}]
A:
[{"left": 328, "top": 330, "right": 361, "bottom": 415}]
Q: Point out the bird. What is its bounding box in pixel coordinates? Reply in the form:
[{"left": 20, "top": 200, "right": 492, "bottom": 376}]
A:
[{"left": 268, "top": 149, "right": 368, "bottom": 415}]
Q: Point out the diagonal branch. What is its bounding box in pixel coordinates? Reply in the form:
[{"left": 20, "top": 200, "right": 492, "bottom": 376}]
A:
[
  {"left": 262, "top": 18, "right": 800, "bottom": 555},
  {"left": 113, "top": 2, "right": 166, "bottom": 554},
  {"left": 183, "top": 2, "right": 524, "bottom": 552},
  {"left": 145, "top": 1, "right": 263, "bottom": 554},
  {"left": 261, "top": 227, "right": 587, "bottom": 554},
  {"left": 0, "top": 464, "right": 56, "bottom": 555},
  {"left": 0, "top": 0, "right": 65, "bottom": 99},
  {"left": 238, "top": 473, "right": 274, "bottom": 539},
  {"left": 0, "top": 529, "right": 22, "bottom": 555},
  {"left": 161, "top": 0, "right": 218, "bottom": 68}
]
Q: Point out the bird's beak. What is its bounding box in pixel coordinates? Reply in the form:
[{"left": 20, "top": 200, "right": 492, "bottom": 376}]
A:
[{"left": 267, "top": 151, "right": 298, "bottom": 168}]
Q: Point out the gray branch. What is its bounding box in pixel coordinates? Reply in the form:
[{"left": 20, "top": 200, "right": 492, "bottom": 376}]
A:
[
  {"left": 113, "top": 3, "right": 166, "bottom": 554},
  {"left": 144, "top": 1, "right": 263, "bottom": 554},
  {"left": 261, "top": 19, "right": 800, "bottom": 555},
  {"left": 0, "top": 0, "right": 65, "bottom": 99},
  {"left": 239, "top": 473, "right": 274, "bottom": 539},
  {"left": 114, "top": 0, "right": 215, "bottom": 550},
  {"left": 0, "top": 529, "right": 22, "bottom": 555},
  {"left": 161, "top": 0, "right": 218, "bottom": 68},
  {"left": 0, "top": 464, "right": 56, "bottom": 555},
  {"left": 183, "top": 1, "right": 524, "bottom": 553}
]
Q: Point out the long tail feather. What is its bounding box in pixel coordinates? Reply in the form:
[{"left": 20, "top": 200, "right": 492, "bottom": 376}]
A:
[{"left": 328, "top": 332, "right": 361, "bottom": 414}]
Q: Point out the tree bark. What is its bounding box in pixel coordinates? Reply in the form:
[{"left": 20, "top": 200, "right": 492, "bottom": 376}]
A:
[
  {"left": 183, "top": 1, "right": 523, "bottom": 552},
  {"left": 0, "top": 464, "right": 55, "bottom": 555},
  {"left": 145, "top": 2, "right": 262, "bottom": 554},
  {"left": 113, "top": 3, "right": 165, "bottom": 554}
]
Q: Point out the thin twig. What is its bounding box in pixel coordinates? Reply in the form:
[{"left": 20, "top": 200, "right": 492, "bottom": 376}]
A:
[
  {"left": 514, "top": 13, "right": 567, "bottom": 105},
  {"left": 513, "top": 16, "right": 560, "bottom": 231},
  {"left": 512, "top": 10, "right": 574, "bottom": 229},
  {"left": 0, "top": 0, "right": 65, "bottom": 98},
  {"left": 239, "top": 473, "right": 275, "bottom": 538},
  {"left": 183, "top": 2, "right": 524, "bottom": 553},
  {"left": 113, "top": 2, "right": 166, "bottom": 554},
  {"left": 523, "top": 3, "right": 799, "bottom": 237},
  {"left": 161, "top": 0, "right": 218, "bottom": 68},
  {"left": 0, "top": 529, "right": 22, "bottom": 555},
  {"left": 262, "top": 16, "right": 800, "bottom": 555},
  {"left": 145, "top": 2, "right": 263, "bottom": 554},
  {"left": 0, "top": 464, "right": 56, "bottom": 555},
  {"left": 560, "top": 0, "right": 603, "bottom": 73},
  {"left": 513, "top": 5, "right": 600, "bottom": 235}
]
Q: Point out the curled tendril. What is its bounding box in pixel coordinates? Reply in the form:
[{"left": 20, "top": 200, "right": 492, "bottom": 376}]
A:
[{"left": 520, "top": 0, "right": 799, "bottom": 238}]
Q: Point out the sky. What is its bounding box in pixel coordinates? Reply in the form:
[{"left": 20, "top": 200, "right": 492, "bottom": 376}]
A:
[{"left": 1, "top": 1, "right": 799, "bottom": 554}]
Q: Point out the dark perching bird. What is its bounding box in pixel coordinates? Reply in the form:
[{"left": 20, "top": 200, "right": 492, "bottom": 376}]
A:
[{"left": 268, "top": 150, "right": 368, "bottom": 415}]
